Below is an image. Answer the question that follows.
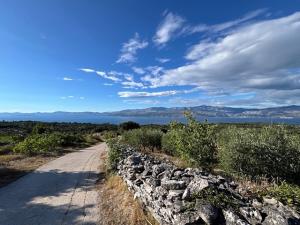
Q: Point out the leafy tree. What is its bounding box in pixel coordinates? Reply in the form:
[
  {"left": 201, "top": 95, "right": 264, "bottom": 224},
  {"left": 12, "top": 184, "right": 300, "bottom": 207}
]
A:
[{"left": 119, "top": 121, "right": 140, "bottom": 131}]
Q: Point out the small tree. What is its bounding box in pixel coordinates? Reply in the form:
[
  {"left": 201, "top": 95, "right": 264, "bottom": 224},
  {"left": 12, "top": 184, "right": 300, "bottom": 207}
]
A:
[
  {"left": 119, "top": 121, "right": 140, "bottom": 131},
  {"left": 162, "top": 112, "right": 217, "bottom": 168},
  {"left": 32, "top": 123, "right": 47, "bottom": 135}
]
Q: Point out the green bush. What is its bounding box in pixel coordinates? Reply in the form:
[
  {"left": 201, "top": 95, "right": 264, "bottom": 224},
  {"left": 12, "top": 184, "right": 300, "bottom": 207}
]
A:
[
  {"left": 122, "top": 128, "right": 163, "bottom": 150},
  {"left": 107, "top": 138, "right": 123, "bottom": 170},
  {"left": 13, "top": 133, "right": 64, "bottom": 155},
  {"left": 165, "top": 113, "right": 217, "bottom": 168},
  {"left": 119, "top": 121, "right": 140, "bottom": 131},
  {"left": 13, "top": 133, "right": 85, "bottom": 155},
  {"left": 218, "top": 125, "right": 300, "bottom": 182},
  {"left": 266, "top": 182, "right": 300, "bottom": 210},
  {"left": 161, "top": 129, "right": 178, "bottom": 155},
  {"left": 102, "top": 130, "right": 118, "bottom": 140}
]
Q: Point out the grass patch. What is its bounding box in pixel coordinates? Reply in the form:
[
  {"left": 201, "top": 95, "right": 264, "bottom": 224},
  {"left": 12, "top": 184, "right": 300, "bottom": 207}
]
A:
[
  {"left": 260, "top": 182, "right": 300, "bottom": 212},
  {"left": 98, "top": 147, "right": 159, "bottom": 225}
]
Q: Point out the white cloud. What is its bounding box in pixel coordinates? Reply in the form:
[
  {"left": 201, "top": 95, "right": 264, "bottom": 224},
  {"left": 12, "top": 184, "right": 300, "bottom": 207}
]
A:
[
  {"left": 145, "top": 12, "right": 300, "bottom": 106},
  {"left": 153, "top": 9, "right": 267, "bottom": 46},
  {"left": 118, "top": 90, "right": 179, "bottom": 98},
  {"left": 153, "top": 11, "right": 185, "bottom": 46},
  {"left": 63, "top": 77, "right": 73, "bottom": 81},
  {"left": 118, "top": 87, "right": 201, "bottom": 98},
  {"left": 156, "top": 58, "right": 170, "bottom": 63},
  {"left": 60, "top": 96, "right": 85, "bottom": 100},
  {"left": 96, "top": 71, "right": 121, "bottom": 82},
  {"left": 122, "top": 81, "right": 144, "bottom": 88},
  {"left": 79, "top": 68, "right": 95, "bottom": 73},
  {"left": 132, "top": 67, "right": 145, "bottom": 74},
  {"left": 123, "top": 99, "right": 160, "bottom": 105},
  {"left": 116, "top": 33, "right": 148, "bottom": 64},
  {"left": 210, "top": 8, "right": 267, "bottom": 33},
  {"left": 103, "top": 83, "right": 113, "bottom": 86}
]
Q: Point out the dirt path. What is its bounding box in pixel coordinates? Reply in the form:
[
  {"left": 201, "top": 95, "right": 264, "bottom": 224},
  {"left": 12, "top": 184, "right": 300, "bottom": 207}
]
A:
[{"left": 0, "top": 143, "right": 106, "bottom": 225}]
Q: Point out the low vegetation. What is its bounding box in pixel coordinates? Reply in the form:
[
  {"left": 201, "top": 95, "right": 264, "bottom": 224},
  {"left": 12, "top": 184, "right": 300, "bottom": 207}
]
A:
[
  {"left": 98, "top": 142, "right": 159, "bottom": 225},
  {"left": 0, "top": 121, "right": 117, "bottom": 186},
  {"left": 106, "top": 113, "right": 300, "bottom": 211},
  {"left": 122, "top": 128, "right": 163, "bottom": 151}
]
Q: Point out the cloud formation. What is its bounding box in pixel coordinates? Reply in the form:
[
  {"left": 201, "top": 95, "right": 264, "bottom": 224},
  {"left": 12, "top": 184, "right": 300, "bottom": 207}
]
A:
[
  {"left": 63, "top": 77, "right": 73, "bottom": 81},
  {"left": 153, "top": 9, "right": 266, "bottom": 46},
  {"left": 156, "top": 58, "right": 170, "bottom": 63},
  {"left": 116, "top": 33, "right": 148, "bottom": 63},
  {"left": 153, "top": 11, "right": 185, "bottom": 46},
  {"left": 145, "top": 12, "right": 300, "bottom": 106}
]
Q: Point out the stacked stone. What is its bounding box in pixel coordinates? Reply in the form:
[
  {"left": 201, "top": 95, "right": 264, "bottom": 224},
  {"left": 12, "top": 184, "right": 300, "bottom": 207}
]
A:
[{"left": 117, "top": 151, "right": 300, "bottom": 225}]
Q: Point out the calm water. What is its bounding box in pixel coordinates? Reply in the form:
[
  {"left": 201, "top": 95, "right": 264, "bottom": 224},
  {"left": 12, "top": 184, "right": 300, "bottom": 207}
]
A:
[{"left": 2, "top": 114, "right": 299, "bottom": 125}]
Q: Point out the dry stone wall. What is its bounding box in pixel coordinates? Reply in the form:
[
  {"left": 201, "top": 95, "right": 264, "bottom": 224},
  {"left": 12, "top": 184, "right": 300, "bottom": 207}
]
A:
[{"left": 117, "top": 148, "right": 300, "bottom": 225}]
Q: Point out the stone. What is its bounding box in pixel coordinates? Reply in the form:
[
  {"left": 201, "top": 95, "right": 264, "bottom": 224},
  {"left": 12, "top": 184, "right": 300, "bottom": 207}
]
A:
[
  {"left": 116, "top": 149, "right": 300, "bottom": 225},
  {"left": 152, "top": 164, "right": 167, "bottom": 177},
  {"left": 196, "top": 203, "right": 222, "bottom": 225},
  {"left": 186, "top": 177, "right": 210, "bottom": 196},
  {"left": 251, "top": 199, "right": 263, "bottom": 208},
  {"left": 223, "top": 209, "right": 250, "bottom": 225},
  {"left": 182, "top": 188, "right": 191, "bottom": 200},
  {"left": 126, "top": 154, "right": 141, "bottom": 166},
  {"left": 167, "top": 190, "right": 185, "bottom": 201},
  {"left": 263, "top": 197, "right": 278, "bottom": 206},
  {"left": 173, "top": 211, "right": 205, "bottom": 225},
  {"left": 262, "top": 202, "right": 300, "bottom": 225},
  {"left": 161, "top": 179, "right": 186, "bottom": 190},
  {"left": 132, "top": 165, "right": 144, "bottom": 173},
  {"left": 173, "top": 170, "right": 184, "bottom": 178},
  {"left": 239, "top": 207, "right": 262, "bottom": 224}
]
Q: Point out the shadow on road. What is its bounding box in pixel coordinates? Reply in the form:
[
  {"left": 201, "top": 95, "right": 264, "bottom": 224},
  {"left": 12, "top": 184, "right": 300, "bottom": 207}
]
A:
[{"left": 0, "top": 169, "right": 103, "bottom": 225}]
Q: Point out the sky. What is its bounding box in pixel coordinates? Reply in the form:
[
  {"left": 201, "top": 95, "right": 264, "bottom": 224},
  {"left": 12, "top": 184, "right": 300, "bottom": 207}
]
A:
[{"left": 0, "top": 0, "right": 300, "bottom": 112}]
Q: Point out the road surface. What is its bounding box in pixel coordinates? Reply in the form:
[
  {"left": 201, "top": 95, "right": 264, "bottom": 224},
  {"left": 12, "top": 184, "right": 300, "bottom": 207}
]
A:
[{"left": 0, "top": 143, "right": 105, "bottom": 225}]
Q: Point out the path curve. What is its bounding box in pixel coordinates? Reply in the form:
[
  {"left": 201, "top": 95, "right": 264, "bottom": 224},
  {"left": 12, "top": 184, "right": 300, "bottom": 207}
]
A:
[{"left": 0, "top": 143, "right": 106, "bottom": 225}]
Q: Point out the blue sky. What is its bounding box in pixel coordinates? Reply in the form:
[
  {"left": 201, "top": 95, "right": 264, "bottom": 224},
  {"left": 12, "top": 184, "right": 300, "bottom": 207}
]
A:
[{"left": 1, "top": 0, "right": 300, "bottom": 112}]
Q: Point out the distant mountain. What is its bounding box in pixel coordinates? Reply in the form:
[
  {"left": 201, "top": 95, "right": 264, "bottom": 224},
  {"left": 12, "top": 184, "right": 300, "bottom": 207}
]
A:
[
  {"left": 1, "top": 105, "right": 300, "bottom": 123},
  {"left": 101, "top": 105, "right": 300, "bottom": 118}
]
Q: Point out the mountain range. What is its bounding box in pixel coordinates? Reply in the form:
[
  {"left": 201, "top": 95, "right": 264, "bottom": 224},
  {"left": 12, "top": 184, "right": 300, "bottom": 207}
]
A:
[{"left": 0, "top": 105, "right": 300, "bottom": 123}]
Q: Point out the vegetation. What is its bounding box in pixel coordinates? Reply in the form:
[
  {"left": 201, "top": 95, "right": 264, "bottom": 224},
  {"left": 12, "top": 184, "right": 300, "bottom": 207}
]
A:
[
  {"left": 122, "top": 128, "right": 163, "bottom": 151},
  {"left": 261, "top": 182, "right": 300, "bottom": 210},
  {"left": 162, "top": 113, "right": 217, "bottom": 168},
  {"left": 104, "top": 114, "right": 300, "bottom": 210},
  {"left": 106, "top": 138, "right": 124, "bottom": 170},
  {"left": 218, "top": 125, "right": 300, "bottom": 183},
  {"left": 0, "top": 120, "right": 119, "bottom": 157},
  {"left": 119, "top": 121, "right": 140, "bottom": 131}
]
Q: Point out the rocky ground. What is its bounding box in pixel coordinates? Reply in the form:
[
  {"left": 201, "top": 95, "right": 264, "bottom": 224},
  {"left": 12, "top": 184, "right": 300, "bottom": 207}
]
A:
[{"left": 116, "top": 147, "right": 300, "bottom": 225}]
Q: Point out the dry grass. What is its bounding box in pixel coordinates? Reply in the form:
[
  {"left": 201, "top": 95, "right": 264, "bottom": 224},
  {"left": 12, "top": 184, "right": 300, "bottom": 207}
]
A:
[{"left": 97, "top": 150, "right": 159, "bottom": 225}]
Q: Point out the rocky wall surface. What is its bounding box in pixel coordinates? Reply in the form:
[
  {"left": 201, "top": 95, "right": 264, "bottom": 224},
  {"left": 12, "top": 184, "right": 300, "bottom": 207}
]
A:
[{"left": 117, "top": 148, "right": 300, "bottom": 225}]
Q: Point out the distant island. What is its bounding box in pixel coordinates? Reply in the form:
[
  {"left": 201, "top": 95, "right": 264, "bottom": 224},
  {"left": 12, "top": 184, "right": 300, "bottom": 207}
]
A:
[{"left": 1, "top": 105, "right": 300, "bottom": 124}]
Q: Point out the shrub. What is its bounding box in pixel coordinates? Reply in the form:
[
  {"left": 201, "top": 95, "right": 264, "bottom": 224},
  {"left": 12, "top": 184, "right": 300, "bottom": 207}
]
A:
[
  {"left": 161, "top": 129, "right": 178, "bottom": 155},
  {"left": 107, "top": 138, "right": 124, "bottom": 170},
  {"left": 13, "top": 133, "right": 64, "bottom": 155},
  {"left": 119, "top": 121, "right": 140, "bottom": 131},
  {"left": 218, "top": 125, "right": 300, "bottom": 183},
  {"left": 102, "top": 130, "right": 118, "bottom": 140},
  {"left": 13, "top": 133, "right": 84, "bottom": 155},
  {"left": 122, "top": 128, "right": 163, "bottom": 150},
  {"left": 165, "top": 113, "right": 217, "bottom": 168},
  {"left": 31, "top": 123, "right": 47, "bottom": 135}
]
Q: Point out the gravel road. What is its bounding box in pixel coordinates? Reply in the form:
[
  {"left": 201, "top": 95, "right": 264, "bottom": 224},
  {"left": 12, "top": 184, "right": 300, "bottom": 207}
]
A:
[{"left": 0, "top": 143, "right": 105, "bottom": 225}]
